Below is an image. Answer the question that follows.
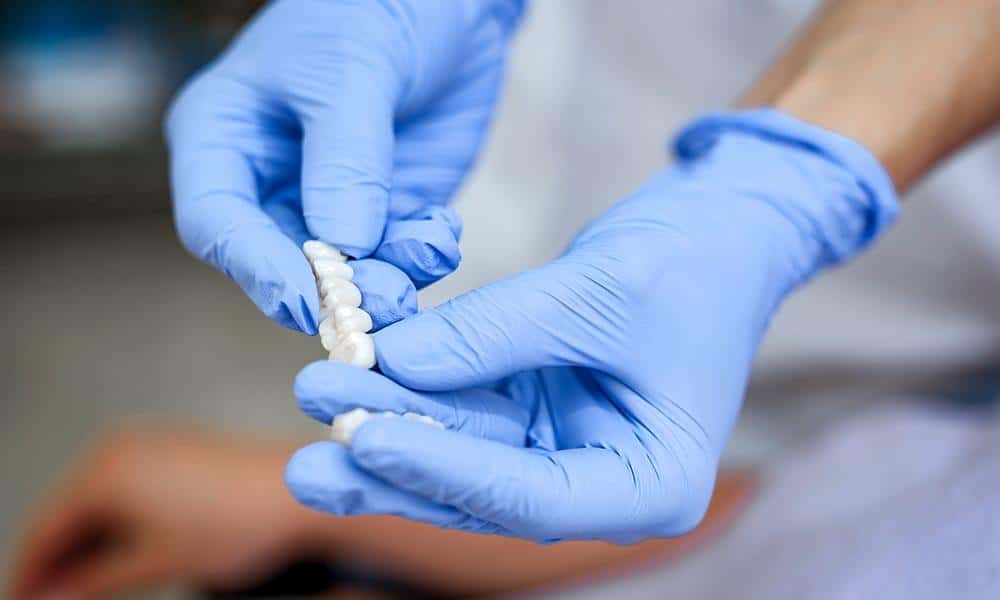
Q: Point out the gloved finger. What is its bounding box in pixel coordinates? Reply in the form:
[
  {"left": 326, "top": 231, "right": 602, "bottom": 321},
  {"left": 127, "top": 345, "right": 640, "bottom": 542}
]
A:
[
  {"left": 349, "top": 259, "right": 417, "bottom": 330},
  {"left": 296, "top": 64, "right": 396, "bottom": 259},
  {"left": 172, "top": 171, "right": 319, "bottom": 333},
  {"left": 284, "top": 442, "right": 502, "bottom": 535},
  {"left": 374, "top": 205, "right": 462, "bottom": 289},
  {"left": 351, "top": 419, "right": 693, "bottom": 542},
  {"left": 260, "top": 182, "right": 312, "bottom": 247},
  {"left": 167, "top": 86, "right": 318, "bottom": 333},
  {"left": 294, "top": 362, "right": 531, "bottom": 444},
  {"left": 375, "top": 263, "right": 601, "bottom": 391},
  {"left": 42, "top": 545, "right": 172, "bottom": 599}
]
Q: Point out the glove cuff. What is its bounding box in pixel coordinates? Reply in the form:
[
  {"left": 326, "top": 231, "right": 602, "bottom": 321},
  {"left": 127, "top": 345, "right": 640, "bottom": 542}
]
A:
[{"left": 672, "top": 109, "right": 899, "bottom": 268}]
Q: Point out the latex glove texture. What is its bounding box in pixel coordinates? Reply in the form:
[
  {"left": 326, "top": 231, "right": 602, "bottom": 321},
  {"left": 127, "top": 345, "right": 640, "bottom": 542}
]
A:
[
  {"left": 286, "top": 111, "right": 898, "bottom": 542},
  {"left": 166, "top": 0, "right": 523, "bottom": 333}
]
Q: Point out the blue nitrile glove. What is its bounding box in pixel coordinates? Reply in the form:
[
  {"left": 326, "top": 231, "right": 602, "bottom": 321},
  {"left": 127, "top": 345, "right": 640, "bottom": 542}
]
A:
[
  {"left": 285, "top": 110, "right": 898, "bottom": 542},
  {"left": 166, "top": 0, "right": 524, "bottom": 333}
]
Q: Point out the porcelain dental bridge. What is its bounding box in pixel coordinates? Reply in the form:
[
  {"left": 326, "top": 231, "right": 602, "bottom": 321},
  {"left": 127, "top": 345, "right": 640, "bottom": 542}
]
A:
[{"left": 303, "top": 240, "right": 444, "bottom": 445}]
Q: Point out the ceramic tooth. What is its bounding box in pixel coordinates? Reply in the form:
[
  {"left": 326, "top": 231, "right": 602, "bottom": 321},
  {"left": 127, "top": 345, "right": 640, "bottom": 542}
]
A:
[
  {"left": 320, "top": 279, "right": 362, "bottom": 308},
  {"left": 303, "top": 240, "right": 346, "bottom": 263},
  {"left": 312, "top": 260, "right": 354, "bottom": 281},
  {"left": 329, "top": 408, "right": 371, "bottom": 445},
  {"left": 328, "top": 331, "right": 376, "bottom": 369},
  {"left": 328, "top": 408, "right": 445, "bottom": 447},
  {"left": 333, "top": 304, "right": 373, "bottom": 333}
]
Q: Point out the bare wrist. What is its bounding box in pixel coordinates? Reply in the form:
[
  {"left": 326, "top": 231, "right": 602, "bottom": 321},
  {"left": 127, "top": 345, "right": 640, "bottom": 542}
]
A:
[{"left": 740, "top": 0, "right": 1000, "bottom": 193}]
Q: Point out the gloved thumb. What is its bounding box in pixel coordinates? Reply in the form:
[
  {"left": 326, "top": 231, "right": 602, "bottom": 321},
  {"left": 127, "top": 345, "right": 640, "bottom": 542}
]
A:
[
  {"left": 297, "top": 64, "right": 396, "bottom": 259},
  {"left": 375, "top": 260, "right": 609, "bottom": 391}
]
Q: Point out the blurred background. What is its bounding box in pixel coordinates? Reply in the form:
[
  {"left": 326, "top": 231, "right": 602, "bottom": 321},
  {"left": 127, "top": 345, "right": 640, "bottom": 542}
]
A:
[
  {"left": 0, "top": 1, "right": 317, "bottom": 595},
  {"left": 4, "top": 0, "right": 1000, "bottom": 598}
]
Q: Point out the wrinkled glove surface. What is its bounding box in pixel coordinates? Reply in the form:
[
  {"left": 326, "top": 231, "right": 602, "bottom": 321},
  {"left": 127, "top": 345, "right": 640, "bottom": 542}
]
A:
[
  {"left": 287, "top": 110, "right": 898, "bottom": 542},
  {"left": 166, "top": 0, "right": 523, "bottom": 332}
]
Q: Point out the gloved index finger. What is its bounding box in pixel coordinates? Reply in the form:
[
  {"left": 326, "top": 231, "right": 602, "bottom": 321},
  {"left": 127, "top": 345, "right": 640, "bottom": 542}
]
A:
[
  {"left": 170, "top": 144, "right": 319, "bottom": 334},
  {"left": 166, "top": 72, "right": 320, "bottom": 334},
  {"left": 294, "top": 361, "right": 532, "bottom": 446}
]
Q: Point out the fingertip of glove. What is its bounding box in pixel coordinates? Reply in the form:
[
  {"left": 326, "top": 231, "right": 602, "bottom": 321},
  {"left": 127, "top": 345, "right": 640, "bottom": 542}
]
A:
[
  {"left": 261, "top": 290, "right": 318, "bottom": 335},
  {"left": 374, "top": 312, "right": 461, "bottom": 390},
  {"left": 294, "top": 360, "right": 369, "bottom": 399},
  {"left": 375, "top": 214, "right": 462, "bottom": 287},
  {"left": 375, "top": 238, "right": 461, "bottom": 288},
  {"left": 285, "top": 443, "right": 369, "bottom": 516},
  {"left": 284, "top": 443, "right": 330, "bottom": 509},
  {"left": 371, "top": 323, "right": 417, "bottom": 383},
  {"left": 351, "top": 259, "right": 418, "bottom": 329},
  {"left": 289, "top": 294, "right": 320, "bottom": 335},
  {"left": 293, "top": 362, "right": 338, "bottom": 421},
  {"left": 216, "top": 226, "right": 320, "bottom": 334},
  {"left": 303, "top": 185, "right": 388, "bottom": 258}
]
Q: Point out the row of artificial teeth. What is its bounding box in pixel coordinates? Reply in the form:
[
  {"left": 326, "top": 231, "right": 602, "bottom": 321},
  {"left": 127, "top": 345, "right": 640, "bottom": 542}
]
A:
[
  {"left": 329, "top": 407, "right": 445, "bottom": 446},
  {"left": 303, "top": 240, "right": 376, "bottom": 369},
  {"left": 303, "top": 241, "right": 442, "bottom": 443}
]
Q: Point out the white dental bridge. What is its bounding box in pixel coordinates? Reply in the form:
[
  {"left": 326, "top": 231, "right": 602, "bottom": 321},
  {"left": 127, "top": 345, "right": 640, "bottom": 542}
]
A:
[{"left": 303, "top": 240, "right": 443, "bottom": 445}]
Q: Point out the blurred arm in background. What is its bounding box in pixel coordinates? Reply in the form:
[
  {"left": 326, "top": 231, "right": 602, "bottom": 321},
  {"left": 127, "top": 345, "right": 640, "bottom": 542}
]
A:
[
  {"left": 8, "top": 425, "right": 752, "bottom": 599},
  {"left": 742, "top": 0, "right": 1000, "bottom": 191}
]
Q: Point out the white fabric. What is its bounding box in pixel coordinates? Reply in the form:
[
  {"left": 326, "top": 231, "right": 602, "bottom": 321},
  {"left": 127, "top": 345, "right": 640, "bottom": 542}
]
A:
[{"left": 518, "top": 402, "right": 1000, "bottom": 600}]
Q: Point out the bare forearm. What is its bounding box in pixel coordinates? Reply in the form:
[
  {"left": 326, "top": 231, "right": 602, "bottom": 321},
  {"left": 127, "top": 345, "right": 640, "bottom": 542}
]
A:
[{"left": 741, "top": 0, "right": 1000, "bottom": 191}]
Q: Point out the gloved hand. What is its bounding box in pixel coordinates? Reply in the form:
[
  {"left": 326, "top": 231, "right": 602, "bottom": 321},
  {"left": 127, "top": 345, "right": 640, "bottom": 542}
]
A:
[
  {"left": 285, "top": 110, "right": 898, "bottom": 542},
  {"left": 166, "top": 0, "right": 524, "bottom": 333}
]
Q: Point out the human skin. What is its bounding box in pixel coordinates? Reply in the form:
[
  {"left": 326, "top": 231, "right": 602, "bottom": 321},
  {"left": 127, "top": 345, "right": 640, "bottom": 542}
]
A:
[
  {"left": 742, "top": 0, "right": 1000, "bottom": 191},
  {"left": 8, "top": 425, "right": 753, "bottom": 598}
]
